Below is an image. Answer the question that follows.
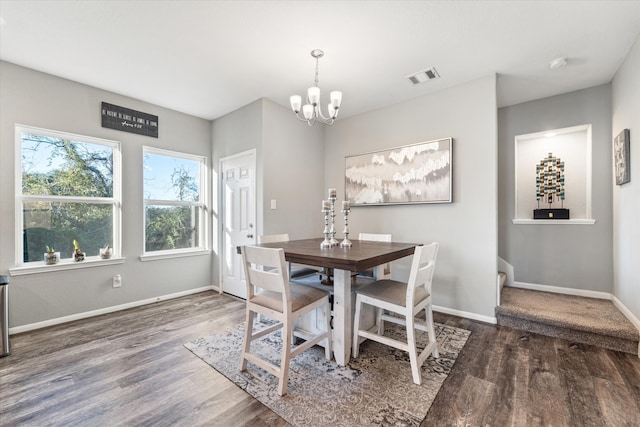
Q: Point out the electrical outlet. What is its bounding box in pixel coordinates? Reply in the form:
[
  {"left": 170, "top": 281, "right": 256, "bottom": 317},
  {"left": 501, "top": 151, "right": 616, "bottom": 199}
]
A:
[
  {"left": 112, "top": 274, "right": 122, "bottom": 288},
  {"left": 270, "top": 199, "right": 277, "bottom": 210}
]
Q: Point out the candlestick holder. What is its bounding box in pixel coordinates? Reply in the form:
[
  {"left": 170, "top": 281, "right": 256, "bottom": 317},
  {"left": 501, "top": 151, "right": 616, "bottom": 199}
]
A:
[
  {"left": 340, "top": 207, "right": 352, "bottom": 247},
  {"left": 329, "top": 195, "right": 339, "bottom": 246},
  {"left": 321, "top": 206, "right": 332, "bottom": 249}
]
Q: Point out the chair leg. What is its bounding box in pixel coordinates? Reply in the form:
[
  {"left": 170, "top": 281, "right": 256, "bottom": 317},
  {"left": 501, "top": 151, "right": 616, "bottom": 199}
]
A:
[
  {"left": 352, "top": 296, "right": 362, "bottom": 358},
  {"left": 240, "top": 309, "right": 255, "bottom": 371},
  {"left": 324, "top": 300, "right": 333, "bottom": 360},
  {"left": 376, "top": 307, "right": 384, "bottom": 335},
  {"left": 278, "top": 318, "right": 293, "bottom": 396},
  {"left": 406, "top": 314, "right": 422, "bottom": 385},
  {"left": 426, "top": 303, "right": 439, "bottom": 358}
]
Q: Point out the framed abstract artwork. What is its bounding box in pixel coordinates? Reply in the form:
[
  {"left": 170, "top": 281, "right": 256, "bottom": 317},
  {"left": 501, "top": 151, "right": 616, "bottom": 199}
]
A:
[
  {"left": 614, "top": 128, "right": 630, "bottom": 185},
  {"left": 345, "top": 137, "right": 452, "bottom": 206}
]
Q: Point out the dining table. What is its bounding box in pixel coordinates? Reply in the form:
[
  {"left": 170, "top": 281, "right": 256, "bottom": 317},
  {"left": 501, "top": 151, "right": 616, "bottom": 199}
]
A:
[{"left": 256, "top": 237, "right": 419, "bottom": 365}]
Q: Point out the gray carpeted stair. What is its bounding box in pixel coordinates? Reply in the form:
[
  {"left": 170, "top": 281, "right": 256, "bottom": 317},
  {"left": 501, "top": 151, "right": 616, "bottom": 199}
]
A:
[{"left": 496, "top": 287, "right": 639, "bottom": 355}]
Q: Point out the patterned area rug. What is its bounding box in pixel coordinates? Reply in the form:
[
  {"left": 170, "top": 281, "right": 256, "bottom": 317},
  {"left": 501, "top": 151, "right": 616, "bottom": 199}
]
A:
[{"left": 185, "top": 320, "right": 469, "bottom": 426}]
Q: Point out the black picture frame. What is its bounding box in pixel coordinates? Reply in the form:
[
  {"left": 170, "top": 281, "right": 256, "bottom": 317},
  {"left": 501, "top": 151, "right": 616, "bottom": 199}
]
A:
[{"left": 101, "top": 102, "right": 159, "bottom": 138}]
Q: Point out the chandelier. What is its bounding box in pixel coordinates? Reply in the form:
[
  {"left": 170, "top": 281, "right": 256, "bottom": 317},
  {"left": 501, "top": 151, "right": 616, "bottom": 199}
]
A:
[{"left": 290, "top": 49, "right": 342, "bottom": 126}]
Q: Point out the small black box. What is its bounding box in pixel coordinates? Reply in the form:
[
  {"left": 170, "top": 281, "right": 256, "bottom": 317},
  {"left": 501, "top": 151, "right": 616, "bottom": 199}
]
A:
[{"left": 533, "top": 208, "right": 570, "bottom": 219}]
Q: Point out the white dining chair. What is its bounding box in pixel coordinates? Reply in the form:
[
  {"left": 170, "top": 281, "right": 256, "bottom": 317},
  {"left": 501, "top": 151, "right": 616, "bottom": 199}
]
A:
[
  {"left": 352, "top": 242, "right": 439, "bottom": 385},
  {"left": 239, "top": 245, "right": 332, "bottom": 396},
  {"left": 357, "top": 233, "right": 393, "bottom": 280},
  {"left": 258, "top": 233, "right": 319, "bottom": 279}
]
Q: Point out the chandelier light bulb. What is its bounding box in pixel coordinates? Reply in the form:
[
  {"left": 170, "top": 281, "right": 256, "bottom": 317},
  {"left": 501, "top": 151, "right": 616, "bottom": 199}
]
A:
[
  {"left": 302, "top": 104, "right": 314, "bottom": 120},
  {"left": 307, "top": 86, "right": 320, "bottom": 106},
  {"left": 330, "top": 91, "right": 342, "bottom": 108},
  {"left": 290, "top": 95, "right": 302, "bottom": 113},
  {"left": 328, "top": 103, "right": 336, "bottom": 118}
]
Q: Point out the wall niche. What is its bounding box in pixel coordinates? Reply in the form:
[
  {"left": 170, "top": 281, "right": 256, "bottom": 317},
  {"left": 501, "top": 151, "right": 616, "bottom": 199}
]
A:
[{"left": 513, "top": 124, "right": 595, "bottom": 224}]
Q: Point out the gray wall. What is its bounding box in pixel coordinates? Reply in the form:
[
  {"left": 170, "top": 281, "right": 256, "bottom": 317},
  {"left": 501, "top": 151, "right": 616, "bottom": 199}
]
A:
[
  {"left": 324, "top": 76, "right": 499, "bottom": 319},
  {"left": 210, "top": 98, "right": 324, "bottom": 284},
  {"left": 262, "top": 99, "right": 325, "bottom": 239},
  {"left": 0, "top": 61, "right": 213, "bottom": 328},
  {"left": 211, "top": 98, "right": 264, "bottom": 285},
  {"left": 612, "top": 34, "right": 640, "bottom": 320},
  {"left": 498, "top": 84, "right": 613, "bottom": 291}
]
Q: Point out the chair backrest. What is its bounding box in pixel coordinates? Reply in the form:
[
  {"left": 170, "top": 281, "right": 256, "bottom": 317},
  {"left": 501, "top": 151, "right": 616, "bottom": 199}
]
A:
[
  {"left": 241, "top": 245, "right": 291, "bottom": 304},
  {"left": 359, "top": 233, "right": 393, "bottom": 277},
  {"left": 406, "top": 242, "right": 439, "bottom": 303},
  {"left": 258, "top": 233, "right": 290, "bottom": 244},
  {"left": 359, "top": 233, "right": 392, "bottom": 243}
]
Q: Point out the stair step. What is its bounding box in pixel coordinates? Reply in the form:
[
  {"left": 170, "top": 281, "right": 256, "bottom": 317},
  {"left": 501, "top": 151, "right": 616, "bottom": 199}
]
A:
[{"left": 496, "top": 287, "right": 639, "bottom": 355}]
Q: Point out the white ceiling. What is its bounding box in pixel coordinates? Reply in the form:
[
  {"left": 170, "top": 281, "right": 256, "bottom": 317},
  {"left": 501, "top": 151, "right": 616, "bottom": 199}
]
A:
[{"left": 1, "top": 1, "right": 639, "bottom": 121}]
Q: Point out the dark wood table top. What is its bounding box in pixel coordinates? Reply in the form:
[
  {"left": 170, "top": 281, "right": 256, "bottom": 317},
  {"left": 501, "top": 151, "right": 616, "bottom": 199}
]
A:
[{"left": 255, "top": 238, "right": 419, "bottom": 272}]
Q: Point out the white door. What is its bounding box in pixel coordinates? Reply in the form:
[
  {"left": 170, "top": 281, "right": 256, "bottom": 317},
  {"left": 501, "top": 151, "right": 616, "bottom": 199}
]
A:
[{"left": 220, "top": 150, "right": 256, "bottom": 299}]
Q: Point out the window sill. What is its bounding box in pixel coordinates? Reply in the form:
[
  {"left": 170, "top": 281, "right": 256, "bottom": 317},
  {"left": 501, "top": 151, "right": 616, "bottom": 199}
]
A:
[
  {"left": 512, "top": 219, "right": 596, "bottom": 225},
  {"left": 9, "top": 256, "right": 126, "bottom": 276},
  {"left": 139, "top": 249, "right": 210, "bottom": 262}
]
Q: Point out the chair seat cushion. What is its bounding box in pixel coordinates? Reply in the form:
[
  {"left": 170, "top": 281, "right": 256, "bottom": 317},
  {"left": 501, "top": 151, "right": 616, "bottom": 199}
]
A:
[
  {"left": 357, "top": 279, "right": 429, "bottom": 307},
  {"left": 251, "top": 283, "right": 329, "bottom": 313}
]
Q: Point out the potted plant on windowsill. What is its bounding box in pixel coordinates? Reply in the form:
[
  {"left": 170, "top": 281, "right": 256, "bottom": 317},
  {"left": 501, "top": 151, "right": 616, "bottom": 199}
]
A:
[
  {"left": 73, "top": 239, "right": 85, "bottom": 262},
  {"left": 44, "top": 246, "right": 60, "bottom": 265},
  {"left": 99, "top": 244, "right": 112, "bottom": 259}
]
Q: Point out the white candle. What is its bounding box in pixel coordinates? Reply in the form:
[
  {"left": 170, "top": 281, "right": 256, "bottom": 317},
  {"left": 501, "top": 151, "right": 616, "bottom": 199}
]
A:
[
  {"left": 342, "top": 200, "right": 350, "bottom": 210},
  {"left": 322, "top": 200, "right": 330, "bottom": 211},
  {"left": 328, "top": 188, "right": 337, "bottom": 198}
]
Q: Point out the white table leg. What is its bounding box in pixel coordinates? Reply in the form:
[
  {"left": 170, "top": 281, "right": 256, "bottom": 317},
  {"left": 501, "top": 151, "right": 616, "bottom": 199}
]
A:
[
  {"left": 374, "top": 264, "right": 384, "bottom": 280},
  {"left": 332, "top": 269, "right": 352, "bottom": 366}
]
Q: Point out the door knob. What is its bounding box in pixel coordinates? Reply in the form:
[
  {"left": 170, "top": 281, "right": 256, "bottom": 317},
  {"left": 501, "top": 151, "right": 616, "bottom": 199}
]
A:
[{"left": 247, "top": 234, "right": 254, "bottom": 238}]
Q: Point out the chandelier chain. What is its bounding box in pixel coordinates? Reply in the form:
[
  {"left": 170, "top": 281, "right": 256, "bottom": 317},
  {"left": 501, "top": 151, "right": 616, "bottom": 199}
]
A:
[{"left": 314, "top": 56, "right": 320, "bottom": 90}]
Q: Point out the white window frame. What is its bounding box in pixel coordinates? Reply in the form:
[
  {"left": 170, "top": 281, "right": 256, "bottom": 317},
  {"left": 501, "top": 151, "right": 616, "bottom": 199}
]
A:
[
  {"left": 140, "top": 146, "right": 209, "bottom": 261},
  {"left": 11, "top": 125, "right": 123, "bottom": 276}
]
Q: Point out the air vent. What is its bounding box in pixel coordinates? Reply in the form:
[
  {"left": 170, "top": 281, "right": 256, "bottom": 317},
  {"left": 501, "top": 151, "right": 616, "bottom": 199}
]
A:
[{"left": 406, "top": 67, "right": 440, "bottom": 85}]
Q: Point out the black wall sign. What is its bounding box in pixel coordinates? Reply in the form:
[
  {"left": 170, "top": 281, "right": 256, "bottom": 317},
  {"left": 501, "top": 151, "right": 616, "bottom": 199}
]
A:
[{"left": 101, "top": 102, "right": 158, "bottom": 138}]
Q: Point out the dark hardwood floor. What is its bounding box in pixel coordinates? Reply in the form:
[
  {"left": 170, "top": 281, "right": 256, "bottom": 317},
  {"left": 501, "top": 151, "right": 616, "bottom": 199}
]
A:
[{"left": 1, "top": 291, "right": 638, "bottom": 426}]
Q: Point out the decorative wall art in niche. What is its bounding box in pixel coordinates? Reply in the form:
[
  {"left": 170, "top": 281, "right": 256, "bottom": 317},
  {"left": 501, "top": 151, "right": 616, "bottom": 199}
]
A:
[
  {"left": 614, "top": 128, "right": 630, "bottom": 185},
  {"left": 345, "top": 138, "right": 452, "bottom": 206},
  {"left": 514, "top": 124, "right": 593, "bottom": 223},
  {"left": 533, "top": 153, "right": 570, "bottom": 219}
]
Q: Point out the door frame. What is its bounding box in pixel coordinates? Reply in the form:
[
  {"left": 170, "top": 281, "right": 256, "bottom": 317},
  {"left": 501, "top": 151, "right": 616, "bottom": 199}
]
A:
[{"left": 218, "top": 148, "right": 257, "bottom": 295}]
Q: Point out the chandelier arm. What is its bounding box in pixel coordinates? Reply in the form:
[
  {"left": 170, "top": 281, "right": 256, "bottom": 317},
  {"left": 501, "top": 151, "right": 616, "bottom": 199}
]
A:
[
  {"left": 293, "top": 111, "right": 312, "bottom": 123},
  {"left": 307, "top": 115, "right": 316, "bottom": 126},
  {"left": 316, "top": 107, "right": 334, "bottom": 122}
]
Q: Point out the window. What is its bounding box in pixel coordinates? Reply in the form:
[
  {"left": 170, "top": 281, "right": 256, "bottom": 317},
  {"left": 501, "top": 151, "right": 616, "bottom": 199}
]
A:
[
  {"left": 143, "top": 147, "right": 207, "bottom": 256},
  {"left": 16, "top": 125, "right": 121, "bottom": 265}
]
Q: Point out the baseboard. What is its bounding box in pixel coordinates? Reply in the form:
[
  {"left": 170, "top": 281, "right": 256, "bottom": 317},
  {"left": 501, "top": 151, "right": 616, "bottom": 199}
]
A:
[
  {"left": 611, "top": 295, "right": 640, "bottom": 331},
  {"left": 611, "top": 295, "right": 640, "bottom": 358},
  {"left": 9, "top": 286, "right": 216, "bottom": 335},
  {"left": 434, "top": 304, "right": 497, "bottom": 325},
  {"left": 511, "top": 281, "right": 611, "bottom": 300}
]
